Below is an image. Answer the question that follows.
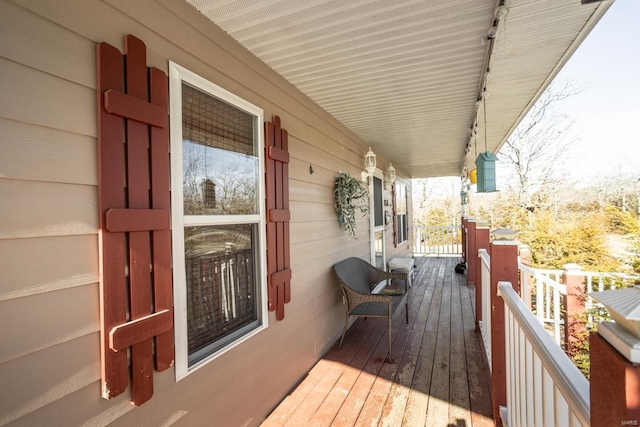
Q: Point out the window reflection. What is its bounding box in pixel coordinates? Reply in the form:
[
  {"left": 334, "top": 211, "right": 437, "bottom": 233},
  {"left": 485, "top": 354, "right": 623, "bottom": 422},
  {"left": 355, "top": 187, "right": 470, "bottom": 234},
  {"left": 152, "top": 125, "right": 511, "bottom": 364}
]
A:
[
  {"left": 182, "top": 141, "right": 258, "bottom": 215},
  {"left": 184, "top": 224, "right": 258, "bottom": 364}
]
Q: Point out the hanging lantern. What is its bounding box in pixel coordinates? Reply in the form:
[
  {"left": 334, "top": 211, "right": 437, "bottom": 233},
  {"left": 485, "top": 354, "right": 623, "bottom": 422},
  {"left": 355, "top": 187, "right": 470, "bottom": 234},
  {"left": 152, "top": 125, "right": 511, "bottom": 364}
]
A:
[
  {"left": 475, "top": 151, "right": 498, "bottom": 193},
  {"left": 469, "top": 168, "right": 477, "bottom": 184},
  {"left": 460, "top": 190, "right": 468, "bottom": 206}
]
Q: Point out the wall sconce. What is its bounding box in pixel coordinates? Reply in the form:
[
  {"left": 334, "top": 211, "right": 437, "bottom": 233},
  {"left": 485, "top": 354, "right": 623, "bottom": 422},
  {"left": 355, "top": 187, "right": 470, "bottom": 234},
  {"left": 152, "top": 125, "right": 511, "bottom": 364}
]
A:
[
  {"left": 361, "top": 147, "right": 377, "bottom": 181},
  {"left": 365, "top": 147, "right": 377, "bottom": 175},
  {"left": 386, "top": 163, "right": 396, "bottom": 185}
]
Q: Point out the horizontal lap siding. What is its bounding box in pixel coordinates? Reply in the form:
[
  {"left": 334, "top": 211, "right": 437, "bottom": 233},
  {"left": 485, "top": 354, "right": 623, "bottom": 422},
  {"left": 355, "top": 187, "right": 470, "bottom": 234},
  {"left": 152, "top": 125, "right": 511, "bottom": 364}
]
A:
[{"left": 0, "top": 0, "right": 412, "bottom": 426}]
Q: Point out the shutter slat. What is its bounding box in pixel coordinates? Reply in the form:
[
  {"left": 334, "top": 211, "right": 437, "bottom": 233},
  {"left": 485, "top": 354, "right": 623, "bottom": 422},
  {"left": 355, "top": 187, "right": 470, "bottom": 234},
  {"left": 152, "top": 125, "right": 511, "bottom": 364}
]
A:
[
  {"left": 149, "top": 67, "right": 174, "bottom": 372},
  {"left": 281, "top": 129, "right": 291, "bottom": 305},
  {"left": 124, "top": 34, "right": 154, "bottom": 407},
  {"left": 97, "top": 41, "right": 128, "bottom": 400}
]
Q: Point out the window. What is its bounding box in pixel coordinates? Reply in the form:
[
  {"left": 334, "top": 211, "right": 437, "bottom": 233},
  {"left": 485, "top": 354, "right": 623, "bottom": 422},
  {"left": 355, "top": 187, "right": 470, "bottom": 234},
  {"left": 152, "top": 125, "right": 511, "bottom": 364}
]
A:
[
  {"left": 169, "top": 62, "right": 267, "bottom": 378},
  {"left": 395, "top": 183, "right": 409, "bottom": 245},
  {"left": 373, "top": 176, "right": 383, "bottom": 228}
]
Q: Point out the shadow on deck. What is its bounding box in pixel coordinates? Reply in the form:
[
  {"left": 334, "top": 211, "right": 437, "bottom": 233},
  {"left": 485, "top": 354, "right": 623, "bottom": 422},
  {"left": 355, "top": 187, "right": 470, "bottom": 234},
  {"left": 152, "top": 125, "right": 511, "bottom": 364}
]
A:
[{"left": 262, "top": 257, "right": 493, "bottom": 427}]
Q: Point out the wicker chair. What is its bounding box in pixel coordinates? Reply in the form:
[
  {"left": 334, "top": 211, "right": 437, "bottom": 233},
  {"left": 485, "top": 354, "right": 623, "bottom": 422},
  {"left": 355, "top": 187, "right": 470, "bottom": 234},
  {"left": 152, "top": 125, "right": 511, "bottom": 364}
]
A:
[{"left": 333, "top": 257, "right": 409, "bottom": 362}]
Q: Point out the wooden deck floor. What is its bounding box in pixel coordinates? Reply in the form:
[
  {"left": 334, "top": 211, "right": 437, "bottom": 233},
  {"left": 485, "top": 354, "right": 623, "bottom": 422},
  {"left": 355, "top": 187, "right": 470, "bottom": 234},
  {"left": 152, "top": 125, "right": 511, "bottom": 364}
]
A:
[{"left": 262, "top": 257, "right": 494, "bottom": 427}]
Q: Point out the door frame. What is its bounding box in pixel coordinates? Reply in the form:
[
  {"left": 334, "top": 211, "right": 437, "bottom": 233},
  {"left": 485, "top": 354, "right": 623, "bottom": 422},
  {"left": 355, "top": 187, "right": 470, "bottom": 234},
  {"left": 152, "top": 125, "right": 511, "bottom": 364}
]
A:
[{"left": 369, "top": 169, "right": 385, "bottom": 269}]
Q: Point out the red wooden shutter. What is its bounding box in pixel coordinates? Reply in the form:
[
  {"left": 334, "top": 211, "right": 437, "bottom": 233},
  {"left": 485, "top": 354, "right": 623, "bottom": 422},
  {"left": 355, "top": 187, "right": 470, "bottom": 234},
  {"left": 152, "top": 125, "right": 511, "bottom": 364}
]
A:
[
  {"left": 96, "top": 35, "right": 173, "bottom": 406},
  {"left": 265, "top": 115, "right": 292, "bottom": 321},
  {"left": 392, "top": 184, "right": 399, "bottom": 247}
]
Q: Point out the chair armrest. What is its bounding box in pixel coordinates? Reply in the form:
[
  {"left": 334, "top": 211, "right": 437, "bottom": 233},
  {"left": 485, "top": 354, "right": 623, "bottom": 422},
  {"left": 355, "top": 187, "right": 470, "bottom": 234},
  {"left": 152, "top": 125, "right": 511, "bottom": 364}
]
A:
[
  {"left": 340, "top": 281, "right": 391, "bottom": 311},
  {"left": 380, "top": 270, "right": 409, "bottom": 293}
]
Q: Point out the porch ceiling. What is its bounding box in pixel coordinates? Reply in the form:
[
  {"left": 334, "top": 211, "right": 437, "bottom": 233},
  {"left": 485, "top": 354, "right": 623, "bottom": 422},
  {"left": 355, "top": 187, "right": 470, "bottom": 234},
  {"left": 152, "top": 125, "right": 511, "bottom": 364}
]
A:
[{"left": 187, "top": 0, "right": 612, "bottom": 178}]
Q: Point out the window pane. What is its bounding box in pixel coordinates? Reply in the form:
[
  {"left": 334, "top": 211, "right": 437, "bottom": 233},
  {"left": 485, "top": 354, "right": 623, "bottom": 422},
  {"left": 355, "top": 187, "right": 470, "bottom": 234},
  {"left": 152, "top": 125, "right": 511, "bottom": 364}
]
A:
[
  {"left": 182, "top": 83, "right": 259, "bottom": 215},
  {"left": 398, "top": 214, "right": 408, "bottom": 243},
  {"left": 184, "top": 224, "right": 259, "bottom": 365},
  {"left": 373, "top": 176, "right": 383, "bottom": 227},
  {"left": 395, "top": 183, "right": 407, "bottom": 214},
  {"left": 374, "top": 230, "right": 384, "bottom": 270}
]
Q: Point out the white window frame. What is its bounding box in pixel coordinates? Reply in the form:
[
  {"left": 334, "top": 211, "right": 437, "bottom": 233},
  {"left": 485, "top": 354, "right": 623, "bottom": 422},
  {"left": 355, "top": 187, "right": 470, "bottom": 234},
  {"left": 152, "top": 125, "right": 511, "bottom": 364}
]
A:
[{"left": 169, "top": 61, "right": 268, "bottom": 380}]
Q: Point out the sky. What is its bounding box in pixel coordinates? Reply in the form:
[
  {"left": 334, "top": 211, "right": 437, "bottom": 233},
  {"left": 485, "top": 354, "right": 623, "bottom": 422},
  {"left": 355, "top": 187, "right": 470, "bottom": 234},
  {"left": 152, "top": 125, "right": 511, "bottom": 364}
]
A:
[{"left": 553, "top": 0, "right": 640, "bottom": 177}]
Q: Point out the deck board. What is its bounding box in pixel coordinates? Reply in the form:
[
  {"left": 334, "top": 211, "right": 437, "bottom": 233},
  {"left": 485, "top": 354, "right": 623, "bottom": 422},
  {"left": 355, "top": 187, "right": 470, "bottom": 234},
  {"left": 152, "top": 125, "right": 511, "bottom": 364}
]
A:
[{"left": 262, "top": 257, "right": 494, "bottom": 427}]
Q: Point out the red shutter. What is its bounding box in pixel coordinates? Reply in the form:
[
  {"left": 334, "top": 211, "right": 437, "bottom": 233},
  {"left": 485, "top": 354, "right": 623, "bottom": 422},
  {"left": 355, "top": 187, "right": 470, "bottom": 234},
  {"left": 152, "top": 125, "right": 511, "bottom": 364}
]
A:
[
  {"left": 97, "top": 35, "right": 173, "bottom": 406},
  {"left": 392, "top": 184, "right": 399, "bottom": 247},
  {"left": 265, "top": 116, "right": 292, "bottom": 321}
]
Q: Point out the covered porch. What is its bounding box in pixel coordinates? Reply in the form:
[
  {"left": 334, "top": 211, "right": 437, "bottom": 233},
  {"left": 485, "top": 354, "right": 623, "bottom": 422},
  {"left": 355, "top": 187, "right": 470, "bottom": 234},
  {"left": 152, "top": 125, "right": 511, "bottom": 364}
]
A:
[{"left": 262, "top": 256, "right": 494, "bottom": 427}]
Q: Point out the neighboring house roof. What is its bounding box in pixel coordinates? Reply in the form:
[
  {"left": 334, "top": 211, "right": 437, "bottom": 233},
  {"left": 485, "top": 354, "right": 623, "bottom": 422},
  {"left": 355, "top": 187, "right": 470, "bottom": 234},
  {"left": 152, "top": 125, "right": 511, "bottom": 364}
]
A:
[{"left": 187, "top": 0, "right": 613, "bottom": 178}]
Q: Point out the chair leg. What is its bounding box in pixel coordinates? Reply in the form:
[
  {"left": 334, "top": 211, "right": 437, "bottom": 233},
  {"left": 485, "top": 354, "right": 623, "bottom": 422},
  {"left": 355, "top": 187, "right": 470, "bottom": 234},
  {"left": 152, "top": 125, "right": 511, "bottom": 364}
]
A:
[
  {"left": 339, "top": 315, "right": 349, "bottom": 349},
  {"left": 405, "top": 301, "right": 409, "bottom": 324},
  {"left": 387, "top": 301, "right": 393, "bottom": 363},
  {"left": 387, "top": 314, "right": 392, "bottom": 363}
]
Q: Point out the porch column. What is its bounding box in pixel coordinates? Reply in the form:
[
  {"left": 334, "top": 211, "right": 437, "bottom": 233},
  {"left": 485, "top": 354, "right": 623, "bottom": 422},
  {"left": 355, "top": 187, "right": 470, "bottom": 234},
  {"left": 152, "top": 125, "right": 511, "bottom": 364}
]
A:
[
  {"left": 461, "top": 216, "right": 468, "bottom": 263},
  {"left": 590, "top": 324, "right": 640, "bottom": 427},
  {"left": 489, "top": 229, "right": 519, "bottom": 427},
  {"left": 562, "top": 263, "right": 585, "bottom": 357},
  {"left": 518, "top": 245, "right": 532, "bottom": 310},
  {"left": 467, "top": 219, "right": 477, "bottom": 287},
  {"left": 474, "top": 221, "right": 490, "bottom": 331}
]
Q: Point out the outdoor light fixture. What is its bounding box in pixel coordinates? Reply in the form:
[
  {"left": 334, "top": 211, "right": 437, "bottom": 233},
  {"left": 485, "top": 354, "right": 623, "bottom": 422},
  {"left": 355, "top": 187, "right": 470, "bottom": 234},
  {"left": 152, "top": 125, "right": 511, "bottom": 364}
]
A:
[
  {"left": 361, "top": 147, "right": 377, "bottom": 181},
  {"left": 386, "top": 163, "right": 396, "bottom": 185},
  {"left": 364, "top": 147, "right": 377, "bottom": 175}
]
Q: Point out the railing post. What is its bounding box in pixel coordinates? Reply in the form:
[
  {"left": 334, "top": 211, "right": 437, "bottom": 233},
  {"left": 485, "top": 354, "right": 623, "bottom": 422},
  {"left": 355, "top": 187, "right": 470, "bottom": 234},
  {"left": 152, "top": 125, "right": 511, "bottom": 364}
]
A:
[
  {"left": 475, "top": 221, "right": 491, "bottom": 331},
  {"left": 590, "top": 325, "right": 640, "bottom": 427},
  {"left": 467, "top": 219, "right": 477, "bottom": 287},
  {"left": 489, "top": 228, "right": 519, "bottom": 427},
  {"left": 518, "top": 245, "right": 532, "bottom": 309},
  {"left": 562, "top": 263, "right": 585, "bottom": 355}
]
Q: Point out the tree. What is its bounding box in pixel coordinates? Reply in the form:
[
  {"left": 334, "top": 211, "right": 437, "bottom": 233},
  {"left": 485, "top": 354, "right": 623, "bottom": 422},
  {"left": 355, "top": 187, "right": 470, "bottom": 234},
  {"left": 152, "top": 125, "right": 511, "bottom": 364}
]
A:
[
  {"left": 412, "top": 177, "right": 461, "bottom": 226},
  {"left": 499, "top": 81, "right": 582, "bottom": 214}
]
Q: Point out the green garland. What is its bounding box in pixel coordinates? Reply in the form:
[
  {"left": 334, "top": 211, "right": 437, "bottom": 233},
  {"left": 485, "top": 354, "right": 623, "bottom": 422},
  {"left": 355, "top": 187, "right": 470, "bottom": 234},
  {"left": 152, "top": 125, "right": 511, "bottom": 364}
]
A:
[{"left": 334, "top": 172, "right": 369, "bottom": 237}]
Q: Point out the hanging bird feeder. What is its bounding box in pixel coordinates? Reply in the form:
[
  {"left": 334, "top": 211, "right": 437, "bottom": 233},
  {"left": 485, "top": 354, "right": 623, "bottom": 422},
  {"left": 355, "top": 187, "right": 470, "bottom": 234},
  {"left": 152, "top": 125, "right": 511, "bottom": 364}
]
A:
[{"left": 475, "top": 152, "right": 498, "bottom": 193}]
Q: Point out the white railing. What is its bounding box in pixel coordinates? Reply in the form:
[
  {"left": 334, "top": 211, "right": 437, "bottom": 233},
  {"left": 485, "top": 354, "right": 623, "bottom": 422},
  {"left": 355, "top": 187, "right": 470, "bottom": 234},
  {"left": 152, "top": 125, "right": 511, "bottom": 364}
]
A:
[
  {"left": 583, "top": 271, "right": 638, "bottom": 326},
  {"left": 519, "top": 264, "right": 566, "bottom": 346},
  {"left": 413, "top": 225, "right": 461, "bottom": 255},
  {"left": 499, "top": 281, "right": 590, "bottom": 427},
  {"left": 520, "top": 266, "right": 640, "bottom": 336},
  {"left": 478, "top": 248, "right": 492, "bottom": 370}
]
